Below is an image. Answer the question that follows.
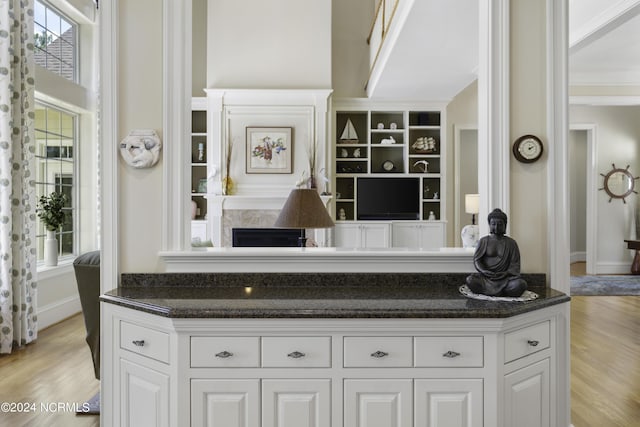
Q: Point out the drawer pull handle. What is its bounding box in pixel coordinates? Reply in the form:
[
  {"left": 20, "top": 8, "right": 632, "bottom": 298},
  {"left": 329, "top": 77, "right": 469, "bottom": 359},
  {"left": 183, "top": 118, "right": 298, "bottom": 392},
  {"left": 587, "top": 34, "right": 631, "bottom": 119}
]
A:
[
  {"left": 287, "top": 351, "right": 306, "bottom": 359},
  {"left": 215, "top": 351, "right": 233, "bottom": 358},
  {"left": 371, "top": 350, "right": 389, "bottom": 358},
  {"left": 443, "top": 350, "right": 461, "bottom": 358},
  {"left": 132, "top": 340, "right": 145, "bottom": 347},
  {"left": 527, "top": 340, "right": 540, "bottom": 347}
]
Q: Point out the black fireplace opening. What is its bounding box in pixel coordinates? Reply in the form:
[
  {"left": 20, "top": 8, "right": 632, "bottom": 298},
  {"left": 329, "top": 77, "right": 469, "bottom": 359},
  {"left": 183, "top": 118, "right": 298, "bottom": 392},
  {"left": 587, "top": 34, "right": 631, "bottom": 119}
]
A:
[{"left": 232, "top": 228, "right": 304, "bottom": 247}]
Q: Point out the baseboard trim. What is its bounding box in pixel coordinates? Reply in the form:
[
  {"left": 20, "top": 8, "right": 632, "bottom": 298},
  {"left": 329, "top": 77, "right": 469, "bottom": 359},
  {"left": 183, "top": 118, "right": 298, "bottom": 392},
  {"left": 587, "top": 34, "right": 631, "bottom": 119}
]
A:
[
  {"left": 38, "top": 295, "right": 82, "bottom": 330},
  {"left": 596, "top": 262, "right": 631, "bottom": 275},
  {"left": 570, "top": 251, "right": 586, "bottom": 264}
]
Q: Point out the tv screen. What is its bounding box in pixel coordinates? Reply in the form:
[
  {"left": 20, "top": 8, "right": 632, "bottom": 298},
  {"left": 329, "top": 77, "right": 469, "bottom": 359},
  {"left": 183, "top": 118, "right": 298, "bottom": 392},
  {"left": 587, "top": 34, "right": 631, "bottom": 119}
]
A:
[{"left": 357, "top": 177, "right": 420, "bottom": 220}]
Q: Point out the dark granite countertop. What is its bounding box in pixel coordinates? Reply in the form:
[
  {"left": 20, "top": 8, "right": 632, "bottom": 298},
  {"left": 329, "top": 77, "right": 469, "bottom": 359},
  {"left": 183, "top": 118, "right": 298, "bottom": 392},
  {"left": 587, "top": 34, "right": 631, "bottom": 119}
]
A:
[{"left": 100, "top": 273, "right": 569, "bottom": 319}]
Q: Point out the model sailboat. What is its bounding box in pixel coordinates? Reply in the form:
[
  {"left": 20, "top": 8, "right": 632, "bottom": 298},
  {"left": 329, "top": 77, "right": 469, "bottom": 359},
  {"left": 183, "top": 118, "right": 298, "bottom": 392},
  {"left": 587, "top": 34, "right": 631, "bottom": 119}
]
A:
[{"left": 339, "top": 118, "right": 359, "bottom": 143}]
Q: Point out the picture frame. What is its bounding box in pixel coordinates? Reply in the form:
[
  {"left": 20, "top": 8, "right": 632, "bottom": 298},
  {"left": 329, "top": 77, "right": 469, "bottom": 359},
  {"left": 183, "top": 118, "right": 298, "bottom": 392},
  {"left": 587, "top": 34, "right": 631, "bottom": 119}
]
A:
[{"left": 246, "top": 127, "right": 293, "bottom": 174}]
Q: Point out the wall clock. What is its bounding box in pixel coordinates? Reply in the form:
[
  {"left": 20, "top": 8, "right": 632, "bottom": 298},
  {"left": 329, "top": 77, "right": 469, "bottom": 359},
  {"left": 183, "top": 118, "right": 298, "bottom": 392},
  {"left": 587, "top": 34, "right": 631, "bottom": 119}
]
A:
[{"left": 512, "top": 135, "right": 543, "bottom": 163}]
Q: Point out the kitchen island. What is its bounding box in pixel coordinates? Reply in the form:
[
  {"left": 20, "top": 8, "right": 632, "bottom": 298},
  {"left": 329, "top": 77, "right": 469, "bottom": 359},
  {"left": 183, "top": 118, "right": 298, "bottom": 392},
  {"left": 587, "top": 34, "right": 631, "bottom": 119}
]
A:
[{"left": 101, "top": 273, "right": 570, "bottom": 427}]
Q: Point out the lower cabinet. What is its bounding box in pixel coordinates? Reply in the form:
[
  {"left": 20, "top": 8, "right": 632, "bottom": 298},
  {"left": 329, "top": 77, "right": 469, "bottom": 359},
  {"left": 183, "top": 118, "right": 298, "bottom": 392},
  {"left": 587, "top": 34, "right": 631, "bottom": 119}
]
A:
[
  {"left": 119, "top": 359, "right": 169, "bottom": 427},
  {"left": 102, "top": 303, "right": 569, "bottom": 427},
  {"left": 504, "top": 359, "right": 550, "bottom": 427},
  {"left": 392, "top": 221, "right": 445, "bottom": 249},
  {"left": 334, "top": 221, "right": 445, "bottom": 248},
  {"left": 334, "top": 222, "right": 390, "bottom": 248},
  {"left": 344, "top": 379, "right": 412, "bottom": 427},
  {"left": 414, "top": 379, "right": 483, "bottom": 427},
  {"left": 191, "top": 379, "right": 330, "bottom": 427}
]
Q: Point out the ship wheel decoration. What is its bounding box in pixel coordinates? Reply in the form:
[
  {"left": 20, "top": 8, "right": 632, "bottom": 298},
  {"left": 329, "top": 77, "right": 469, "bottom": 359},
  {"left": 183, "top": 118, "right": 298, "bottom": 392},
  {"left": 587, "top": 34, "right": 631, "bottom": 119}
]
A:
[{"left": 599, "top": 164, "right": 639, "bottom": 203}]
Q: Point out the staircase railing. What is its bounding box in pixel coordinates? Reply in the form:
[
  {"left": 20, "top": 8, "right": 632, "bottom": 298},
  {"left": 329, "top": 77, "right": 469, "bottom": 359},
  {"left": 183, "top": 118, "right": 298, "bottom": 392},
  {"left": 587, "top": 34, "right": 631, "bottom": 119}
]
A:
[{"left": 366, "top": 0, "right": 400, "bottom": 87}]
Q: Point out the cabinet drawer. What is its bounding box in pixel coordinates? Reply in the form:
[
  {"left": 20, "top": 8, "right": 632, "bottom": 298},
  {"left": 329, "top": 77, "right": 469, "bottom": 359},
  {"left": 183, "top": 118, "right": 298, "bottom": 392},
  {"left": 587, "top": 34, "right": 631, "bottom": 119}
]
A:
[
  {"left": 504, "top": 321, "right": 550, "bottom": 363},
  {"left": 191, "top": 337, "right": 260, "bottom": 367},
  {"left": 120, "top": 321, "right": 170, "bottom": 364},
  {"left": 344, "top": 336, "right": 412, "bottom": 367},
  {"left": 414, "top": 336, "right": 484, "bottom": 367},
  {"left": 262, "top": 337, "right": 331, "bottom": 368}
]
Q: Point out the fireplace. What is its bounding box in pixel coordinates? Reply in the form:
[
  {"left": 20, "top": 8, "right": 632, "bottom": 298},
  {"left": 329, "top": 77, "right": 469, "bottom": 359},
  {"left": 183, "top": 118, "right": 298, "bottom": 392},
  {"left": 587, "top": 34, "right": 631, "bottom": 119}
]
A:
[{"left": 232, "top": 228, "right": 304, "bottom": 247}]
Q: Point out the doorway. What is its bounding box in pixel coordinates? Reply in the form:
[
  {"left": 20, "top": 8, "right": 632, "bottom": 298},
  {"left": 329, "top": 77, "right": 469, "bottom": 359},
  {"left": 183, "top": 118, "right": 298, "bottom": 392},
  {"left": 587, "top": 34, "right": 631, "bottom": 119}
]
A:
[{"left": 568, "top": 125, "right": 597, "bottom": 275}]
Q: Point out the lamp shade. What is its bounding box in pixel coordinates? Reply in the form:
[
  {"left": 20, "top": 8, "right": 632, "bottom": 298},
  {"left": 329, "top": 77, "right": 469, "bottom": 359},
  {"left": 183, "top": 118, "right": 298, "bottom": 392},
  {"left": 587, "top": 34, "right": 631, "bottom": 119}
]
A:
[
  {"left": 274, "top": 189, "right": 335, "bottom": 229},
  {"left": 465, "top": 194, "right": 479, "bottom": 214}
]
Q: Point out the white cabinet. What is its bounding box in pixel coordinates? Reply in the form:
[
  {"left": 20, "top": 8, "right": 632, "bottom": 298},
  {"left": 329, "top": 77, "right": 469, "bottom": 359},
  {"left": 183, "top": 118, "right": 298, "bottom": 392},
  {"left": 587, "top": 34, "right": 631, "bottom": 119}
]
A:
[
  {"left": 392, "top": 221, "right": 445, "bottom": 249},
  {"left": 191, "top": 379, "right": 260, "bottom": 427},
  {"left": 504, "top": 359, "right": 550, "bottom": 427},
  {"left": 119, "top": 359, "right": 169, "bottom": 427},
  {"left": 262, "top": 379, "right": 331, "bottom": 427},
  {"left": 102, "top": 302, "right": 569, "bottom": 427},
  {"left": 414, "top": 379, "right": 483, "bottom": 427},
  {"left": 334, "top": 222, "right": 390, "bottom": 248},
  {"left": 344, "top": 379, "right": 412, "bottom": 427}
]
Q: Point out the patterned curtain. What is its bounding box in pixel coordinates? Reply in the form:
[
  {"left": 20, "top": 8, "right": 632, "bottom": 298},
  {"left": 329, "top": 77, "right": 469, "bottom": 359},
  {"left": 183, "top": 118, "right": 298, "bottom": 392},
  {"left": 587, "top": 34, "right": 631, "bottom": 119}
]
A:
[{"left": 0, "top": 0, "right": 37, "bottom": 354}]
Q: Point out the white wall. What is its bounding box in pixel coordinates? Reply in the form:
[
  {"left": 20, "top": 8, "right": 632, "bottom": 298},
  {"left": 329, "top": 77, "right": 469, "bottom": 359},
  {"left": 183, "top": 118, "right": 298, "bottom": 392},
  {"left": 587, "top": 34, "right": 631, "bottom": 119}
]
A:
[
  {"left": 207, "top": 0, "right": 331, "bottom": 89},
  {"left": 331, "top": 0, "right": 375, "bottom": 97},
  {"left": 446, "top": 80, "right": 478, "bottom": 246},
  {"left": 570, "top": 105, "right": 640, "bottom": 273},
  {"left": 117, "top": 0, "right": 164, "bottom": 273},
  {"left": 569, "top": 130, "right": 587, "bottom": 261}
]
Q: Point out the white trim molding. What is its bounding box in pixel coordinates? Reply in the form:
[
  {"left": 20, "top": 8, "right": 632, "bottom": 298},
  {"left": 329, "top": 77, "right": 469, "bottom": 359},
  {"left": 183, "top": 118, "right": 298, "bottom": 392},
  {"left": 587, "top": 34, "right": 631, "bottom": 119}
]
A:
[
  {"left": 38, "top": 295, "right": 81, "bottom": 330},
  {"left": 477, "top": 0, "right": 510, "bottom": 237},
  {"left": 547, "top": 2, "right": 571, "bottom": 427},
  {"left": 99, "top": 0, "right": 119, "bottom": 294},
  {"left": 163, "top": 0, "right": 193, "bottom": 251}
]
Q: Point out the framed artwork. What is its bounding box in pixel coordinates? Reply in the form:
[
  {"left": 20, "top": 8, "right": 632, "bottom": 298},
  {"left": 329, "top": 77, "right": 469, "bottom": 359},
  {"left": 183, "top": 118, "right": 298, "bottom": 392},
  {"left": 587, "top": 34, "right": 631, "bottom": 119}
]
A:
[{"left": 246, "top": 127, "right": 293, "bottom": 174}]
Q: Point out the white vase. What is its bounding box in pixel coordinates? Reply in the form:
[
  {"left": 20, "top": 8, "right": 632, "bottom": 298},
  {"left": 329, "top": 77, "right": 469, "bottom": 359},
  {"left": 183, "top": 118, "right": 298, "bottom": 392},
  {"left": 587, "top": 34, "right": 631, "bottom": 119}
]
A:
[{"left": 44, "top": 230, "right": 58, "bottom": 267}]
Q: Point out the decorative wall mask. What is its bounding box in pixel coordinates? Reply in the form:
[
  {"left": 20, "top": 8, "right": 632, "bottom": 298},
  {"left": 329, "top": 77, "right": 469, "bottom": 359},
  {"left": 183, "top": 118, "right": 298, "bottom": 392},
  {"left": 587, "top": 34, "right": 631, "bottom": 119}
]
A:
[
  {"left": 599, "top": 164, "right": 639, "bottom": 203},
  {"left": 120, "top": 129, "right": 162, "bottom": 168}
]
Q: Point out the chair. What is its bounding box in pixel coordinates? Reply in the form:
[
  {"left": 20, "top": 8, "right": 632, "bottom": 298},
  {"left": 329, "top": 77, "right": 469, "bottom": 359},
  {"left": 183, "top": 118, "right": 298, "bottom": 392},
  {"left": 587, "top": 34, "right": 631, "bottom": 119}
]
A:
[{"left": 73, "top": 250, "right": 101, "bottom": 380}]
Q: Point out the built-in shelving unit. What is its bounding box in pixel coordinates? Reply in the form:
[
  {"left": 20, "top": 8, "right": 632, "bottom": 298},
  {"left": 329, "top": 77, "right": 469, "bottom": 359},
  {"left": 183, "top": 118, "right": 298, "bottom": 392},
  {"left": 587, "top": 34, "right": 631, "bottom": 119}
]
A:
[
  {"left": 334, "top": 104, "right": 445, "bottom": 222},
  {"left": 190, "top": 98, "right": 209, "bottom": 242},
  {"left": 332, "top": 101, "right": 446, "bottom": 249}
]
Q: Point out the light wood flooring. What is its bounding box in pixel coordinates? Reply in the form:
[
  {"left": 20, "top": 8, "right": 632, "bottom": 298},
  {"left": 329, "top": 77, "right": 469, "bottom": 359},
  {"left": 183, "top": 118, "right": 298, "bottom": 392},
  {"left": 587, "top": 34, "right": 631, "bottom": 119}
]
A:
[
  {"left": 0, "top": 270, "right": 638, "bottom": 427},
  {"left": 0, "top": 314, "right": 99, "bottom": 427}
]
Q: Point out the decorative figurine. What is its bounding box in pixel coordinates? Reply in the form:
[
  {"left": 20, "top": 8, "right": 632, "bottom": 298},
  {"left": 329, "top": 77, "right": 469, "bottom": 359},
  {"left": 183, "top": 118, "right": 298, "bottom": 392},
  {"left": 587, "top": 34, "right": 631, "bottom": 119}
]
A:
[
  {"left": 433, "top": 192, "right": 438, "bottom": 199},
  {"left": 341, "top": 148, "right": 348, "bottom": 158},
  {"left": 353, "top": 148, "right": 361, "bottom": 158},
  {"left": 413, "top": 160, "right": 429, "bottom": 173},
  {"left": 428, "top": 211, "right": 436, "bottom": 220},
  {"left": 377, "top": 122, "right": 384, "bottom": 129},
  {"left": 390, "top": 122, "right": 397, "bottom": 130},
  {"left": 380, "top": 136, "right": 396, "bottom": 145},
  {"left": 465, "top": 209, "right": 527, "bottom": 297},
  {"left": 338, "top": 208, "right": 347, "bottom": 221}
]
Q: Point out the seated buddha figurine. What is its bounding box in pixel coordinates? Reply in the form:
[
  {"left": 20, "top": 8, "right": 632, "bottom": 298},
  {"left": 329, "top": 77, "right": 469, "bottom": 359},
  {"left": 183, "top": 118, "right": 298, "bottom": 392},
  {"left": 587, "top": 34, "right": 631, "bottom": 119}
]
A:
[{"left": 466, "top": 208, "right": 527, "bottom": 297}]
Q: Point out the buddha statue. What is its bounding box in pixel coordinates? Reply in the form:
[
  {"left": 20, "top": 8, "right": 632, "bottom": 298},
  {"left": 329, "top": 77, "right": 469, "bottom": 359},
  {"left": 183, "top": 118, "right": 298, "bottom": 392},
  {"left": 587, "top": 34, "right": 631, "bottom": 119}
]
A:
[{"left": 465, "top": 208, "right": 527, "bottom": 297}]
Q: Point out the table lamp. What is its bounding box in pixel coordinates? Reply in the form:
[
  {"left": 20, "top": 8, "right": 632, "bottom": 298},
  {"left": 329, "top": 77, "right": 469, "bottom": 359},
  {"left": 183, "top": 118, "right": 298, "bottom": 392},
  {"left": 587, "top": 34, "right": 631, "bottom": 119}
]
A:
[
  {"left": 461, "top": 194, "right": 479, "bottom": 248},
  {"left": 274, "top": 188, "right": 335, "bottom": 247}
]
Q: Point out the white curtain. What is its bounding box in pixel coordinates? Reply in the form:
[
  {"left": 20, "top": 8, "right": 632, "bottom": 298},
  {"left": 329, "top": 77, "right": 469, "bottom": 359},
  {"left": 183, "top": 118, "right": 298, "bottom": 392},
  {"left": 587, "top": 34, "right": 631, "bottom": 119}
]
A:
[{"left": 0, "top": 0, "right": 37, "bottom": 354}]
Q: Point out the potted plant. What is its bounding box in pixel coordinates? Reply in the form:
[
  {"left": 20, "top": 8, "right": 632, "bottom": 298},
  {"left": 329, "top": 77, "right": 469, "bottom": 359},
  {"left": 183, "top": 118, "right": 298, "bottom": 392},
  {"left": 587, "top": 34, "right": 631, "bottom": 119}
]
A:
[{"left": 37, "top": 192, "right": 67, "bottom": 266}]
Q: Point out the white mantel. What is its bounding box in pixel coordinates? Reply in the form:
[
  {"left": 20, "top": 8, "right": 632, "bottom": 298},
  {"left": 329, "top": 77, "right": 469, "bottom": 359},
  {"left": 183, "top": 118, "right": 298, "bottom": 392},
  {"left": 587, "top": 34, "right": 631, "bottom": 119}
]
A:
[{"left": 160, "top": 247, "right": 475, "bottom": 273}]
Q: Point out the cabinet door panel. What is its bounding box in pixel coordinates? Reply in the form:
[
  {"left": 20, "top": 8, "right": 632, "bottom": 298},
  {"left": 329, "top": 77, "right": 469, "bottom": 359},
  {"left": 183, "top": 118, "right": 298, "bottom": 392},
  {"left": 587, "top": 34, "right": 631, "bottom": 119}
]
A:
[
  {"left": 344, "top": 379, "right": 412, "bottom": 427},
  {"left": 120, "top": 359, "right": 169, "bottom": 427},
  {"left": 262, "top": 379, "right": 330, "bottom": 427},
  {"left": 334, "top": 223, "right": 361, "bottom": 248},
  {"left": 415, "top": 379, "right": 483, "bottom": 427},
  {"left": 361, "top": 223, "right": 390, "bottom": 248},
  {"left": 191, "top": 379, "right": 259, "bottom": 427},
  {"left": 504, "top": 358, "right": 550, "bottom": 427}
]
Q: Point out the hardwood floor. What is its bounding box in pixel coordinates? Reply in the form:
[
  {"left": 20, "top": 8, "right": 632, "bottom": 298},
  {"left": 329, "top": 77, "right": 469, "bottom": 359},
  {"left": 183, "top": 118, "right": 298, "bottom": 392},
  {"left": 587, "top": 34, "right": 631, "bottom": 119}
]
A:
[
  {"left": 0, "top": 314, "right": 99, "bottom": 427},
  {"left": 0, "top": 277, "right": 638, "bottom": 427},
  {"left": 569, "top": 262, "right": 640, "bottom": 427}
]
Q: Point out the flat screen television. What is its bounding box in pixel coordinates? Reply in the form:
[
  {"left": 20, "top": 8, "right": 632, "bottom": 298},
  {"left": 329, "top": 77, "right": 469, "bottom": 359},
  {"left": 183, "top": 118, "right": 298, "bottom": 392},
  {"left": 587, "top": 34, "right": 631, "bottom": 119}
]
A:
[{"left": 357, "top": 177, "right": 420, "bottom": 220}]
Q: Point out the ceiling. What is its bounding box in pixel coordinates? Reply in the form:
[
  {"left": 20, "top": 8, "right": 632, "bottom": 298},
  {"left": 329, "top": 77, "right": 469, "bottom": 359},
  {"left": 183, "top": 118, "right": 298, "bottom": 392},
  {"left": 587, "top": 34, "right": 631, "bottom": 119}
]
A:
[{"left": 368, "top": 0, "right": 640, "bottom": 101}]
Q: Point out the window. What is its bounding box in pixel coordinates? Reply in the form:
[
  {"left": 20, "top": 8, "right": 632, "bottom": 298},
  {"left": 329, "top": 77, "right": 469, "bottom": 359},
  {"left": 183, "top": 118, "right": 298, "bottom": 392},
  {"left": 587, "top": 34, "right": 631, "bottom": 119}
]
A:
[
  {"left": 33, "top": 0, "right": 98, "bottom": 267},
  {"left": 34, "top": 0, "right": 77, "bottom": 82},
  {"left": 35, "top": 104, "right": 77, "bottom": 261}
]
